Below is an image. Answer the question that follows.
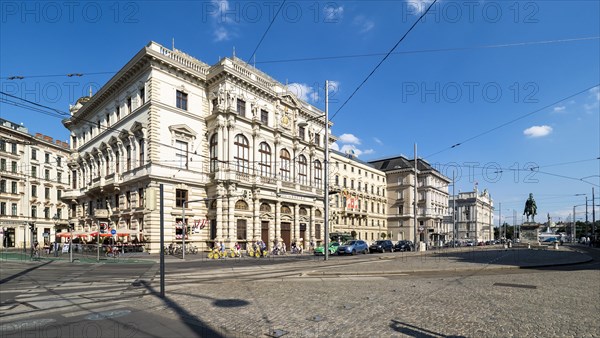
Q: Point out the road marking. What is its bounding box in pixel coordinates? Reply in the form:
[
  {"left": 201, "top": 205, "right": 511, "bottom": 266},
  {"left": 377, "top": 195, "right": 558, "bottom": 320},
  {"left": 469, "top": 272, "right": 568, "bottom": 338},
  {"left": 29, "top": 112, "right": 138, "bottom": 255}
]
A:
[{"left": 62, "top": 303, "right": 129, "bottom": 318}]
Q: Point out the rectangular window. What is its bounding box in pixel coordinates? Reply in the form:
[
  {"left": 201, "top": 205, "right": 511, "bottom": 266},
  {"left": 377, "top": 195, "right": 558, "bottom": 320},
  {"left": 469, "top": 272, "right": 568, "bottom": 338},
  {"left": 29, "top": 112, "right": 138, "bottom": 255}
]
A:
[
  {"left": 0, "top": 202, "right": 5, "bottom": 215},
  {"left": 11, "top": 143, "right": 17, "bottom": 154},
  {"left": 139, "top": 139, "right": 145, "bottom": 166},
  {"left": 106, "top": 114, "right": 110, "bottom": 127},
  {"left": 236, "top": 99, "right": 246, "bottom": 117},
  {"left": 44, "top": 207, "right": 50, "bottom": 219},
  {"left": 0, "top": 159, "right": 5, "bottom": 171},
  {"left": 138, "top": 188, "right": 144, "bottom": 208},
  {"left": 0, "top": 140, "right": 5, "bottom": 151},
  {"left": 32, "top": 185, "right": 37, "bottom": 197},
  {"left": 260, "top": 110, "right": 268, "bottom": 124},
  {"left": 126, "top": 191, "right": 131, "bottom": 209},
  {"left": 298, "top": 126, "right": 305, "bottom": 140},
  {"left": 11, "top": 181, "right": 17, "bottom": 194},
  {"left": 45, "top": 169, "right": 50, "bottom": 180},
  {"left": 72, "top": 170, "right": 77, "bottom": 189},
  {"left": 32, "top": 149, "right": 37, "bottom": 160},
  {"left": 57, "top": 189, "right": 62, "bottom": 200},
  {"left": 0, "top": 180, "right": 5, "bottom": 193},
  {"left": 45, "top": 153, "right": 50, "bottom": 163},
  {"left": 127, "top": 97, "right": 132, "bottom": 113},
  {"left": 56, "top": 156, "right": 62, "bottom": 166},
  {"left": 11, "top": 161, "right": 17, "bottom": 173},
  {"left": 45, "top": 187, "right": 50, "bottom": 199},
  {"left": 315, "top": 133, "right": 321, "bottom": 146},
  {"left": 116, "top": 105, "right": 121, "bottom": 120},
  {"left": 140, "top": 87, "right": 146, "bottom": 105},
  {"left": 126, "top": 145, "right": 132, "bottom": 171},
  {"left": 31, "top": 205, "right": 37, "bottom": 218},
  {"left": 175, "top": 140, "right": 188, "bottom": 169},
  {"left": 176, "top": 90, "right": 188, "bottom": 111},
  {"left": 11, "top": 203, "right": 17, "bottom": 216},
  {"left": 175, "top": 189, "right": 188, "bottom": 208},
  {"left": 57, "top": 172, "right": 62, "bottom": 184}
]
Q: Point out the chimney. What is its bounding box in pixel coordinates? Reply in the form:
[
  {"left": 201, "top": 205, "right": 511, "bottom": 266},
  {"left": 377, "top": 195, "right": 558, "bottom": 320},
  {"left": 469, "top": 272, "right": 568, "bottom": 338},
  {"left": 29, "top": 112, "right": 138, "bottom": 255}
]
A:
[
  {"left": 35, "top": 133, "right": 43, "bottom": 139},
  {"left": 43, "top": 135, "right": 53, "bottom": 143}
]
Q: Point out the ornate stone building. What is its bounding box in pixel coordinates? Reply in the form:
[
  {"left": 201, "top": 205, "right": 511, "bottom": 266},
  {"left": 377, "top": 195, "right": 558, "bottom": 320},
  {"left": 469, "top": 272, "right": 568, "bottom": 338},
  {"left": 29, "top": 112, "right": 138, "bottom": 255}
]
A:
[
  {"left": 447, "top": 188, "right": 494, "bottom": 242},
  {"left": 62, "top": 41, "right": 331, "bottom": 252},
  {"left": 0, "top": 118, "right": 71, "bottom": 249},
  {"left": 370, "top": 156, "right": 450, "bottom": 244},
  {"left": 330, "top": 151, "right": 387, "bottom": 242}
]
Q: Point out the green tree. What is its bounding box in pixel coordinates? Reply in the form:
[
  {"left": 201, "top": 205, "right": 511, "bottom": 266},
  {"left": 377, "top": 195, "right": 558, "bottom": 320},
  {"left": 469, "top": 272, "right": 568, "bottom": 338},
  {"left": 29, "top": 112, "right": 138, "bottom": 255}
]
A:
[{"left": 381, "top": 233, "right": 387, "bottom": 239}]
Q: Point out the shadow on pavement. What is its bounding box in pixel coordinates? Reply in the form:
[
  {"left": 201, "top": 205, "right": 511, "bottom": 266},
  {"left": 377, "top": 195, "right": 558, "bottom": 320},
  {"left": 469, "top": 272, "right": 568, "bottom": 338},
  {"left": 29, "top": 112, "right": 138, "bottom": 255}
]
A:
[
  {"left": 390, "top": 319, "right": 466, "bottom": 338},
  {"left": 139, "top": 281, "right": 227, "bottom": 337},
  {"left": 0, "top": 260, "right": 53, "bottom": 284}
]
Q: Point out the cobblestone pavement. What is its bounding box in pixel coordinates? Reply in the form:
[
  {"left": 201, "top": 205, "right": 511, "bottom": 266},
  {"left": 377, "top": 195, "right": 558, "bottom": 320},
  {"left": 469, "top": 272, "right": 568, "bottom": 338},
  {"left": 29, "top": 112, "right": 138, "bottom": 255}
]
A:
[
  {"left": 139, "top": 246, "right": 599, "bottom": 337},
  {"left": 1, "top": 245, "right": 598, "bottom": 337}
]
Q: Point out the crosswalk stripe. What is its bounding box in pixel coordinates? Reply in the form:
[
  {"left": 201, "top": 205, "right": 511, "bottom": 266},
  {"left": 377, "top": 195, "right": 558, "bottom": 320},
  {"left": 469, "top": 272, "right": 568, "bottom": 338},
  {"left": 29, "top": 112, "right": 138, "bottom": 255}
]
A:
[{"left": 62, "top": 303, "right": 128, "bottom": 318}]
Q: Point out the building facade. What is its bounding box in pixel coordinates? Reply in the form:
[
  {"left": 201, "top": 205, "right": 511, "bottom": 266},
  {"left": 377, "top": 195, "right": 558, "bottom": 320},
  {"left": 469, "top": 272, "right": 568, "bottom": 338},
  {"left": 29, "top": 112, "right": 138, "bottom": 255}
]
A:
[
  {"left": 370, "top": 156, "right": 450, "bottom": 244},
  {"left": 62, "top": 41, "right": 333, "bottom": 253},
  {"left": 330, "top": 151, "right": 387, "bottom": 243},
  {"left": 447, "top": 189, "right": 494, "bottom": 242},
  {"left": 0, "top": 118, "right": 71, "bottom": 249}
]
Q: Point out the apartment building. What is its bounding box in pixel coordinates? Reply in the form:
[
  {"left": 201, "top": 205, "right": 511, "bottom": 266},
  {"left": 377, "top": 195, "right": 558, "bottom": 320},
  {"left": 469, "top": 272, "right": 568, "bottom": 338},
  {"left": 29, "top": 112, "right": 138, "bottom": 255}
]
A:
[
  {"left": 447, "top": 189, "right": 494, "bottom": 242},
  {"left": 0, "top": 118, "right": 71, "bottom": 249}
]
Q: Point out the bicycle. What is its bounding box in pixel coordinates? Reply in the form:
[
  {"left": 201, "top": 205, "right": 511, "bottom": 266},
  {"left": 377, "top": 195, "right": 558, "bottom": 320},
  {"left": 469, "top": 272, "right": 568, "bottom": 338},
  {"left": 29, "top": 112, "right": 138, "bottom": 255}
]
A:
[
  {"left": 208, "top": 247, "right": 225, "bottom": 259},
  {"left": 31, "top": 248, "right": 40, "bottom": 260},
  {"left": 105, "top": 246, "right": 120, "bottom": 258}
]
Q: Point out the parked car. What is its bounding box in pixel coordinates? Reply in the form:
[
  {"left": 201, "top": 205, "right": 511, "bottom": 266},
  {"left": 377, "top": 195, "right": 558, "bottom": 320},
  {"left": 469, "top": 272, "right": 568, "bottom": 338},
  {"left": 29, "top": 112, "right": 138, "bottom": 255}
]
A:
[
  {"left": 337, "top": 240, "right": 369, "bottom": 255},
  {"left": 394, "top": 240, "right": 414, "bottom": 252},
  {"left": 314, "top": 241, "right": 341, "bottom": 255},
  {"left": 369, "top": 240, "right": 394, "bottom": 253}
]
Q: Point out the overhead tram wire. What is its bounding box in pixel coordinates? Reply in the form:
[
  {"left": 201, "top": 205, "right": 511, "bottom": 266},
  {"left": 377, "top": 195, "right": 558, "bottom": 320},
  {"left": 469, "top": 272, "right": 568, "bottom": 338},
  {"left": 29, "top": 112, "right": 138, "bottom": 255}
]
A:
[
  {"left": 2, "top": 36, "right": 597, "bottom": 80},
  {"left": 246, "top": 0, "right": 287, "bottom": 65},
  {"left": 330, "top": 0, "right": 438, "bottom": 121},
  {"left": 423, "top": 83, "right": 600, "bottom": 159}
]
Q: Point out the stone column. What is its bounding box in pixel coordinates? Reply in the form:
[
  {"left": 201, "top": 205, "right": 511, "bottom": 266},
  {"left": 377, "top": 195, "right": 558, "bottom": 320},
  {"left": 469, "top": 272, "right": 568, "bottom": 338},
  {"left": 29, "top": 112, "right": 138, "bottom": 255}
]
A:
[
  {"left": 227, "top": 186, "right": 235, "bottom": 245},
  {"left": 294, "top": 204, "right": 300, "bottom": 242},
  {"left": 310, "top": 206, "right": 315, "bottom": 244},
  {"left": 253, "top": 195, "right": 260, "bottom": 240},
  {"left": 275, "top": 200, "right": 281, "bottom": 246},
  {"left": 216, "top": 185, "right": 224, "bottom": 241}
]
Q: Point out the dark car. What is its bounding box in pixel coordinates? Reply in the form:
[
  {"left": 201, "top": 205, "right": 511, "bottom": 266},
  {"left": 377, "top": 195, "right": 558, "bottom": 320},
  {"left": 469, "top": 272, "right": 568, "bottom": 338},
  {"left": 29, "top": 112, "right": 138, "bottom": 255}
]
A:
[
  {"left": 369, "top": 240, "right": 394, "bottom": 253},
  {"left": 394, "top": 240, "right": 414, "bottom": 252},
  {"left": 337, "top": 240, "right": 369, "bottom": 255}
]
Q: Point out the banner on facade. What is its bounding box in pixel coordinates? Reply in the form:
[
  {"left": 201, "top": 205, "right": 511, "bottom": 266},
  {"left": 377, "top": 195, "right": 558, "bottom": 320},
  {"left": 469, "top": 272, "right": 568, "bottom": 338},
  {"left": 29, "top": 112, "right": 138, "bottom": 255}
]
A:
[{"left": 192, "top": 219, "right": 208, "bottom": 233}]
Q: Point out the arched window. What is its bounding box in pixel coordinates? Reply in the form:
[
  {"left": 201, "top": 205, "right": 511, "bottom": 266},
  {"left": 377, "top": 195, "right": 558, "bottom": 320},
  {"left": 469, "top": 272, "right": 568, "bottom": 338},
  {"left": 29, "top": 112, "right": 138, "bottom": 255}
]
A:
[
  {"left": 281, "top": 205, "right": 292, "bottom": 214},
  {"left": 280, "top": 149, "right": 290, "bottom": 181},
  {"left": 235, "top": 200, "right": 249, "bottom": 210},
  {"left": 314, "top": 160, "right": 322, "bottom": 187},
  {"left": 315, "top": 210, "right": 322, "bottom": 217},
  {"left": 234, "top": 134, "right": 249, "bottom": 174},
  {"left": 298, "top": 155, "right": 307, "bottom": 185},
  {"left": 209, "top": 134, "right": 218, "bottom": 172},
  {"left": 260, "top": 203, "right": 271, "bottom": 212},
  {"left": 258, "top": 142, "right": 272, "bottom": 176}
]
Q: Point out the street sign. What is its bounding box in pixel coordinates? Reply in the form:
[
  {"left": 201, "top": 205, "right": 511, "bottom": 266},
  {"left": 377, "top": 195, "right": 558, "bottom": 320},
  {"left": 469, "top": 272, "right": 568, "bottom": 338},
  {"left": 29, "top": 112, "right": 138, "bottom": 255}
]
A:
[{"left": 110, "top": 229, "right": 117, "bottom": 235}]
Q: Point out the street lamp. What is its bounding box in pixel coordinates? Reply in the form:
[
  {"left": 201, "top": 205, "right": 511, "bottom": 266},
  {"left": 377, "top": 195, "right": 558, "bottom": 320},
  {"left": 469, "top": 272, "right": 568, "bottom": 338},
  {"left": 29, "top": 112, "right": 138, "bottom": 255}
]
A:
[{"left": 298, "top": 80, "right": 330, "bottom": 260}]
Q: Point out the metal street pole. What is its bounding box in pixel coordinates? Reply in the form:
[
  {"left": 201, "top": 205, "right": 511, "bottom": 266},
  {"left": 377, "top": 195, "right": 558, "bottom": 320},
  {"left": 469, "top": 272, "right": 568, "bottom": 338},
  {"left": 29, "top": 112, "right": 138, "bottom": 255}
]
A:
[
  {"left": 69, "top": 223, "right": 73, "bottom": 263},
  {"left": 573, "top": 206, "right": 576, "bottom": 243},
  {"left": 413, "top": 143, "right": 418, "bottom": 250},
  {"left": 324, "top": 80, "right": 330, "bottom": 261},
  {"left": 160, "top": 184, "right": 165, "bottom": 298},
  {"left": 592, "top": 187, "right": 596, "bottom": 240},
  {"left": 452, "top": 171, "right": 456, "bottom": 248},
  {"left": 182, "top": 200, "right": 186, "bottom": 260}
]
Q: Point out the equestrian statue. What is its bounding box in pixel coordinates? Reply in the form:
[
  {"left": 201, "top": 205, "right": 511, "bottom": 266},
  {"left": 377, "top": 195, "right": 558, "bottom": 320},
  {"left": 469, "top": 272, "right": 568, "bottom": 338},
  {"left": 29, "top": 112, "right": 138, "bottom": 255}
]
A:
[{"left": 523, "top": 193, "right": 537, "bottom": 223}]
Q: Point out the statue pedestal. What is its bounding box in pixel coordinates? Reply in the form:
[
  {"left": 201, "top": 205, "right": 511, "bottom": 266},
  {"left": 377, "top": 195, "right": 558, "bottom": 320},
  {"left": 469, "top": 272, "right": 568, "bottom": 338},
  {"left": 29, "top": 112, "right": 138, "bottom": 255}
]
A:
[{"left": 520, "top": 222, "right": 540, "bottom": 245}]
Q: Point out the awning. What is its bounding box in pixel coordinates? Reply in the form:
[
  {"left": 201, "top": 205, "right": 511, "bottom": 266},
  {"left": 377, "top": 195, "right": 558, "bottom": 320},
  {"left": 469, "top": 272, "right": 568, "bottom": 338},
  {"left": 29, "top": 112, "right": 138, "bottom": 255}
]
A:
[
  {"left": 56, "top": 232, "right": 90, "bottom": 238},
  {"left": 89, "top": 232, "right": 114, "bottom": 238}
]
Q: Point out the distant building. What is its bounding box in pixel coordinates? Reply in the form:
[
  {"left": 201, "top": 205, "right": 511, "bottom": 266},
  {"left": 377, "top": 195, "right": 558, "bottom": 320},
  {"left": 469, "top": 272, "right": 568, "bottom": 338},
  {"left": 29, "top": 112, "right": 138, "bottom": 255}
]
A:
[
  {"left": 369, "top": 156, "right": 450, "bottom": 244},
  {"left": 446, "top": 188, "right": 494, "bottom": 242},
  {"left": 330, "top": 150, "right": 387, "bottom": 243},
  {"left": 0, "top": 118, "right": 71, "bottom": 249}
]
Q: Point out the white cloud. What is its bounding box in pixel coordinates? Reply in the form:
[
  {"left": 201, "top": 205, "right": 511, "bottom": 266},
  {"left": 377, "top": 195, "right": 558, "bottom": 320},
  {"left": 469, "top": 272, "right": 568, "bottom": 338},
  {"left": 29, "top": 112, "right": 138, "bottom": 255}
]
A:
[
  {"left": 213, "top": 26, "right": 230, "bottom": 42},
  {"left": 338, "top": 133, "right": 361, "bottom": 145},
  {"left": 523, "top": 125, "right": 553, "bottom": 138},
  {"left": 288, "top": 83, "right": 318, "bottom": 102},
  {"left": 553, "top": 106, "right": 566, "bottom": 113},
  {"left": 331, "top": 142, "right": 340, "bottom": 151},
  {"left": 353, "top": 15, "right": 375, "bottom": 33},
  {"left": 406, "top": 0, "right": 435, "bottom": 14},
  {"left": 363, "top": 149, "right": 375, "bottom": 155},
  {"left": 373, "top": 137, "right": 383, "bottom": 145},
  {"left": 323, "top": 6, "right": 344, "bottom": 22},
  {"left": 590, "top": 86, "right": 600, "bottom": 101},
  {"left": 340, "top": 144, "right": 362, "bottom": 156}
]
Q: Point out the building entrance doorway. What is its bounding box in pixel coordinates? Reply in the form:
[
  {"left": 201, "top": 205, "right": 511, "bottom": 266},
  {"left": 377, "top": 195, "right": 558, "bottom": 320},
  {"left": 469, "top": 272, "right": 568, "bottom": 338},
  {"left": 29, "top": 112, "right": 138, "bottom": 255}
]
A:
[{"left": 281, "top": 222, "right": 291, "bottom": 247}]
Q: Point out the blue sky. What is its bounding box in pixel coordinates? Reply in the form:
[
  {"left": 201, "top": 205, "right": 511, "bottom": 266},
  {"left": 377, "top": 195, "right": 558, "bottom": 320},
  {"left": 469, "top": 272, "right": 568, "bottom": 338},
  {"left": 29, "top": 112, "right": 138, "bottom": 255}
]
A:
[{"left": 1, "top": 0, "right": 599, "bottom": 225}]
